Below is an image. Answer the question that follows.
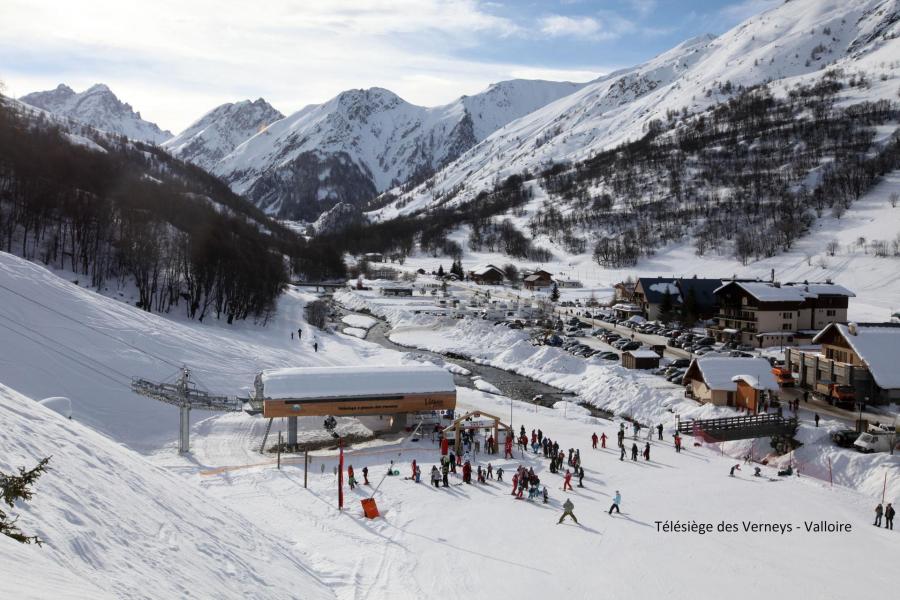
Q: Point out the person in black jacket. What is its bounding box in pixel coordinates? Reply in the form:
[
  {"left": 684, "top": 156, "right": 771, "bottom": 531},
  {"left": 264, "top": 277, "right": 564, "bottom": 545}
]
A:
[
  {"left": 885, "top": 503, "right": 894, "bottom": 530},
  {"left": 631, "top": 442, "right": 638, "bottom": 461},
  {"left": 657, "top": 424, "right": 664, "bottom": 440},
  {"left": 874, "top": 503, "right": 884, "bottom": 527}
]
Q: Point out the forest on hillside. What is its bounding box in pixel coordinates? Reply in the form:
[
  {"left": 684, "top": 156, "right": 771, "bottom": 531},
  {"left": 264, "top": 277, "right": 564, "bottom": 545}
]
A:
[
  {"left": 327, "top": 70, "right": 900, "bottom": 268},
  {"left": 0, "top": 96, "right": 345, "bottom": 323}
]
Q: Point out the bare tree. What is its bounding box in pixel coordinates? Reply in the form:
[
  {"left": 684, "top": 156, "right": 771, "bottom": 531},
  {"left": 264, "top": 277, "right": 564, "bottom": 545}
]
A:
[{"left": 825, "top": 239, "right": 840, "bottom": 256}]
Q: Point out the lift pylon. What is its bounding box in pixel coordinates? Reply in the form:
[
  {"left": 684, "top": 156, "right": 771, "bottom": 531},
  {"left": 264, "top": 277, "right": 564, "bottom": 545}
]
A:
[{"left": 131, "top": 366, "right": 241, "bottom": 453}]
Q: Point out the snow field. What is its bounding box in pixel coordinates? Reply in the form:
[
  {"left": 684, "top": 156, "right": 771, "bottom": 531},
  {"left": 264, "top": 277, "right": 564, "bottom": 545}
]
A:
[
  {"left": 189, "top": 387, "right": 897, "bottom": 600},
  {"left": 0, "top": 384, "right": 335, "bottom": 600}
]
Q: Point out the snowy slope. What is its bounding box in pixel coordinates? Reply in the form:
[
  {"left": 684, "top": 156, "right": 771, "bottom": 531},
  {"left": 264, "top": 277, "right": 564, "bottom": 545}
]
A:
[
  {"left": 0, "top": 251, "right": 398, "bottom": 451},
  {"left": 208, "top": 80, "right": 583, "bottom": 220},
  {"left": 379, "top": 0, "right": 900, "bottom": 218},
  {"left": 186, "top": 386, "right": 897, "bottom": 600},
  {"left": 162, "top": 98, "right": 284, "bottom": 172},
  {"left": 19, "top": 84, "right": 172, "bottom": 144},
  {"left": 0, "top": 383, "right": 335, "bottom": 600}
]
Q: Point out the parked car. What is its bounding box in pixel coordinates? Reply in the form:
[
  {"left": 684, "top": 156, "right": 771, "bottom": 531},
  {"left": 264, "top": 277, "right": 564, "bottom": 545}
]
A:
[
  {"left": 831, "top": 429, "right": 860, "bottom": 448},
  {"left": 666, "top": 370, "right": 686, "bottom": 383},
  {"left": 854, "top": 431, "right": 897, "bottom": 453},
  {"left": 612, "top": 339, "right": 630, "bottom": 349},
  {"left": 597, "top": 352, "right": 619, "bottom": 360},
  {"left": 668, "top": 358, "right": 691, "bottom": 369},
  {"left": 620, "top": 341, "right": 642, "bottom": 351}
]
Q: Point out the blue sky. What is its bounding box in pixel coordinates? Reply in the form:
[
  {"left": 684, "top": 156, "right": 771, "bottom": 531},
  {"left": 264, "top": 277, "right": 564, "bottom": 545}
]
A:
[{"left": 0, "top": 0, "right": 779, "bottom": 132}]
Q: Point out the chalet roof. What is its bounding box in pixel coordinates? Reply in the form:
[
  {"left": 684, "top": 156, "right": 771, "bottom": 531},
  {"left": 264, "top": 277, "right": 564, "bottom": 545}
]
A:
[
  {"left": 783, "top": 282, "right": 856, "bottom": 297},
  {"left": 524, "top": 273, "right": 552, "bottom": 282},
  {"left": 731, "top": 374, "right": 778, "bottom": 391},
  {"left": 470, "top": 264, "right": 504, "bottom": 277},
  {"left": 637, "top": 277, "right": 680, "bottom": 304},
  {"left": 812, "top": 323, "right": 900, "bottom": 389},
  {"left": 685, "top": 357, "right": 777, "bottom": 391},
  {"left": 625, "top": 349, "right": 660, "bottom": 359},
  {"left": 715, "top": 280, "right": 854, "bottom": 302},
  {"left": 259, "top": 365, "right": 455, "bottom": 400},
  {"left": 676, "top": 278, "right": 724, "bottom": 309}
]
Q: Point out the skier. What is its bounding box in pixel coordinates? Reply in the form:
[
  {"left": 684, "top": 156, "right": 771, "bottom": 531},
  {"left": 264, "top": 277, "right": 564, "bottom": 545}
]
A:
[
  {"left": 415, "top": 465, "right": 422, "bottom": 483},
  {"left": 496, "top": 467, "right": 504, "bottom": 482},
  {"left": 411, "top": 460, "right": 417, "bottom": 480},
  {"left": 291, "top": 331, "right": 294, "bottom": 340},
  {"left": 874, "top": 503, "right": 884, "bottom": 527},
  {"left": 537, "top": 429, "right": 543, "bottom": 444},
  {"left": 362, "top": 466, "right": 369, "bottom": 485},
  {"left": 600, "top": 432, "right": 607, "bottom": 448},
  {"left": 558, "top": 498, "right": 578, "bottom": 524},
  {"left": 814, "top": 413, "right": 820, "bottom": 427},
  {"left": 592, "top": 433, "right": 598, "bottom": 449},
  {"left": 753, "top": 466, "right": 762, "bottom": 477},
  {"left": 511, "top": 472, "right": 519, "bottom": 495},
  {"left": 674, "top": 433, "right": 682, "bottom": 453},
  {"left": 885, "top": 503, "right": 895, "bottom": 530},
  {"left": 563, "top": 469, "right": 573, "bottom": 491},
  {"left": 542, "top": 486, "right": 549, "bottom": 504},
  {"left": 729, "top": 464, "right": 741, "bottom": 477},
  {"left": 617, "top": 429, "right": 625, "bottom": 449},
  {"left": 608, "top": 490, "right": 621, "bottom": 514},
  {"left": 619, "top": 445, "right": 626, "bottom": 461},
  {"left": 313, "top": 341, "right": 318, "bottom": 353},
  {"left": 431, "top": 466, "right": 441, "bottom": 487},
  {"left": 643, "top": 442, "right": 650, "bottom": 461},
  {"left": 297, "top": 328, "right": 302, "bottom": 340},
  {"left": 577, "top": 466, "right": 585, "bottom": 488},
  {"left": 631, "top": 442, "right": 638, "bottom": 461},
  {"left": 441, "top": 462, "right": 449, "bottom": 487},
  {"left": 347, "top": 465, "right": 356, "bottom": 489},
  {"left": 487, "top": 463, "right": 493, "bottom": 479},
  {"left": 504, "top": 437, "right": 513, "bottom": 459},
  {"left": 657, "top": 424, "right": 664, "bottom": 440}
]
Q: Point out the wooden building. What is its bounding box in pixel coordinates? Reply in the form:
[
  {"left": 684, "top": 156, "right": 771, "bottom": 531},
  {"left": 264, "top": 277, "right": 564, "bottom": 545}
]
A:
[
  {"left": 709, "top": 280, "right": 854, "bottom": 348},
  {"left": 785, "top": 322, "right": 900, "bottom": 404},
  {"left": 468, "top": 264, "right": 505, "bottom": 285},
  {"left": 682, "top": 357, "right": 778, "bottom": 409},
  {"left": 523, "top": 269, "right": 554, "bottom": 290},
  {"left": 622, "top": 349, "right": 661, "bottom": 370}
]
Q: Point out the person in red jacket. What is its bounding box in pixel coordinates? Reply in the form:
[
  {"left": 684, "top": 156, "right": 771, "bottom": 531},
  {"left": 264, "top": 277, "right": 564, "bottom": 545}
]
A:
[
  {"left": 591, "top": 432, "right": 599, "bottom": 449},
  {"left": 511, "top": 473, "right": 519, "bottom": 495},
  {"left": 347, "top": 465, "right": 356, "bottom": 489},
  {"left": 505, "top": 437, "right": 513, "bottom": 459},
  {"left": 411, "top": 459, "right": 417, "bottom": 480},
  {"left": 563, "top": 469, "right": 573, "bottom": 491},
  {"left": 600, "top": 432, "right": 607, "bottom": 448}
]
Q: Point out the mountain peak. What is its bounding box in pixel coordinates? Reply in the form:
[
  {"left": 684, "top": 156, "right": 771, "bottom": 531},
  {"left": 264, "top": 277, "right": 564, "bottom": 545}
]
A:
[{"left": 19, "top": 83, "right": 171, "bottom": 144}]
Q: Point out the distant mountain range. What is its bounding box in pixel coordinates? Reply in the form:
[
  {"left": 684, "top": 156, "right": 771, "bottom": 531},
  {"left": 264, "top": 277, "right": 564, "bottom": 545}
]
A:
[{"left": 19, "top": 0, "right": 900, "bottom": 230}]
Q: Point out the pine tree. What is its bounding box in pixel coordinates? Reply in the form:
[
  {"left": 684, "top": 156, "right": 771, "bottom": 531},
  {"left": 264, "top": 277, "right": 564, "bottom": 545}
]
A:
[
  {"left": 1, "top": 457, "right": 51, "bottom": 546},
  {"left": 438, "top": 264, "right": 445, "bottom": 278},
  {"left": 550, "top": 283, "right": 560, "bottom": 303}
]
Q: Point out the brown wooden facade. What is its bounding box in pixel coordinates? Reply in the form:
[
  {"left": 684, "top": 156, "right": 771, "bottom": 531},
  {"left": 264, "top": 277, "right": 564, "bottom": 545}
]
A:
[{"left": 262, "top": 391, "right": 456, "bottom": 418}]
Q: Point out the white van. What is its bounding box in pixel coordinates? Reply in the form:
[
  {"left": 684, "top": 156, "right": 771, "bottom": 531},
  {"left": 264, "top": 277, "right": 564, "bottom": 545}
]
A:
[{"left": 853, "top": 431, "right": 897, "bottom": 453}]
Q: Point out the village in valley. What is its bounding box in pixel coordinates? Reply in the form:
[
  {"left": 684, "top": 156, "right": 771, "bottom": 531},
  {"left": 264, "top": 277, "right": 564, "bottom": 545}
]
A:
[{"left": 4, "top": 0, "right": 900, "bottom": 597}]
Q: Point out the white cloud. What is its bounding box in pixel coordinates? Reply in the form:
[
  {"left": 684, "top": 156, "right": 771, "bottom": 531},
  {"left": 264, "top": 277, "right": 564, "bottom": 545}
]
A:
[
  {"left": 0, "top": 0, "right": 609, "bottom": 132},
  {"left": 630, "top": 0, "right": 658, "bottom": 18},
  {"left": 539, "top": 15, "right": 604, "bottom": 39}
]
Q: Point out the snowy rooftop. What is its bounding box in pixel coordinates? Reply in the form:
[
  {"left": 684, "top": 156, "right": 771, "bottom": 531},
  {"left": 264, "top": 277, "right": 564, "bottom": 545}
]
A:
[
  {"left": 626, "top": 349, "right": 661, "bottom": 359},
  {"left": 731, "top": 374, "right": 779, "bottom": 391},
  {"left": 716, "top": 281, "right": 854, "bottom": 302},
  {"left": 813, "top": 324, "right": 900, "bottom": 389},
  {"left": 469, "top": 263, "right": 503, "bottom": 276},
  {"left": 259, "top": 365, "right": 455, "bottom": 400},
  {"left": 691, "top": 357, "right": 778, "bottom": 391}
]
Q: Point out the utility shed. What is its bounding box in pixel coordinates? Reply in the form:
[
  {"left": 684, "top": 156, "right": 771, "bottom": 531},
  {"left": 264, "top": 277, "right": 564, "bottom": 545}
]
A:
[
  {"left": 683, "top": 357, "right": 778, "bottom": 409},
  {"left": 622, "top": 349, "right": 661, "bottom": 370},
  {"left": 257, "top": 365, "right": 456, "bottom": 418}
]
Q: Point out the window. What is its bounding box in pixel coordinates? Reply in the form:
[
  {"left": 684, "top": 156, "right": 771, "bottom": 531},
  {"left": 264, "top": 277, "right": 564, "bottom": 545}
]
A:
[
  {"left": 782, "top": 323, "right": 792, "bottom": 330},
  {"left": 782, "top": 312, "right": 792, "bottom": 319},
  {"left": 826, "top": 309, "right": 836, "bottom": 317}
]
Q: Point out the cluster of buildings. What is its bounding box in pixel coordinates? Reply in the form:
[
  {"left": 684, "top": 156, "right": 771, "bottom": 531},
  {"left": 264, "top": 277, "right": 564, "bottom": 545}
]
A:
[
  {"left": 614, "top": 275, "right": 856, "bottom": 349},
  {"left": 467, "top": 264, "right": 582, "bottom": 290}
]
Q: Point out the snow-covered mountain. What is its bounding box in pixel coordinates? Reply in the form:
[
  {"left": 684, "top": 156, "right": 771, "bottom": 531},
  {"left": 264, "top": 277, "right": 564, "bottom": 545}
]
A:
[
  {"left": 19, "top": 83, "right": 172, "bottom": 144},
  {"left": 196, "top": 80, "right": 584, "bottom": 220},
  {"left": 377, "top": 0, "right": 900, "bottom": 219},
  {"left": 162, "top": 98, "right": 284, "bottom": 173}
]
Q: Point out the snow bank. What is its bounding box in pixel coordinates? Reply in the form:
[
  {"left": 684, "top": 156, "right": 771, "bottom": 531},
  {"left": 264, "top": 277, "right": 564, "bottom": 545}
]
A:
[
  {"left": 472, "top": 377, "right": 502, "bottom": 395},
  {"left": 38, "top": 396, "right": 72, "bottom": 419},
  {"left": 341, "top": 326, "right": 368, "bottom": 339},
  {"left": 341, "top": 314, "right": 377, "bottom": 330},
  {"left": 0, "top": 383, "right": 335, "bottom": 600}
]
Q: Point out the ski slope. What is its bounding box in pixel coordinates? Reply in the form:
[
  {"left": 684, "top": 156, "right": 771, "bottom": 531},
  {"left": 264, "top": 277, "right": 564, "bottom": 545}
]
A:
[
  {"left": 0, "top": 251, "right": 399, "bottom": 451},
  {"left": 0, "top": 383, "right": 334, "bottom": 600},
  {"left": 180, "top": 387, "right": 896, "bottom": 600}
]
